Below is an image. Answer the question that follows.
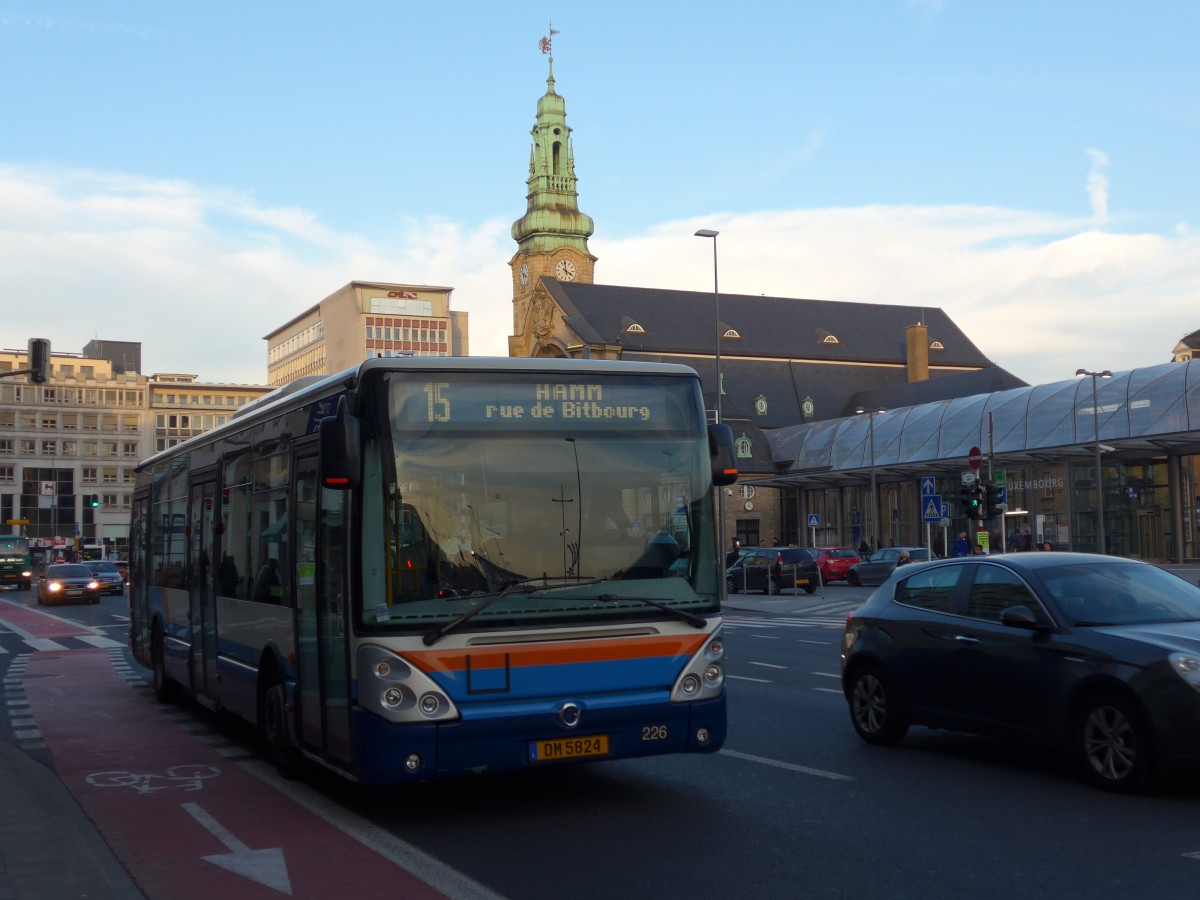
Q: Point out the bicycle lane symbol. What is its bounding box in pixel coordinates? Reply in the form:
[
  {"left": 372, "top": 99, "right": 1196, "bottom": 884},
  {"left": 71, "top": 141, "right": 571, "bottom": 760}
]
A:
[{"left": 86, "top": 764, "right": 220, "bottom": 794}]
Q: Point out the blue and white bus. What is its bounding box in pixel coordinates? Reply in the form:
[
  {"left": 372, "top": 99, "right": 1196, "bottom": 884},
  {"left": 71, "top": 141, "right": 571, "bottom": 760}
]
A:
[{"left": 129, "top": 357, "right": 737, "bottom": 782}]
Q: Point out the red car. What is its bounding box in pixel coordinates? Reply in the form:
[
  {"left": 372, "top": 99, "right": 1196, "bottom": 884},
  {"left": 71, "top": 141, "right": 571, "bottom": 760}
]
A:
[{"left": 812, "top": 547, "right": 861, "bottom": 583}]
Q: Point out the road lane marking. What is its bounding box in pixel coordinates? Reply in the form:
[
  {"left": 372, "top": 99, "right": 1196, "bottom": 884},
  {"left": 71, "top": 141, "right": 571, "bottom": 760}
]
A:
[
  {"left": 749, "top": 661, "right": 786, "bottom": 669},
  {"left": 720, "top": 749, "right": 854, "bottom": 781},
  {"left": 241, "top": 759, "right": 508, "bottom": 900},
  {"left": 814, "top": 687, "right": 843, "bottom": 694},
  {"left": 813, "top": 672, "right": 839, "bottom": 678},
  {"left": 727, "top": 675, "right": 772, "bottom": 683},
  {"left": 183, "top": 802, "right": 293, "bottom": 895}
]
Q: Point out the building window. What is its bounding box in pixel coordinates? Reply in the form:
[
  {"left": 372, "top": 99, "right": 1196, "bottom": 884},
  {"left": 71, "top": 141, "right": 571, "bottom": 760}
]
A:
[
  {"left": 0, "top": 440, "right": 12, "bottom": 455},
  {"left": 82, "top": 468, "right": 98, "bottom": 482},
  {"left": 0, "top": 466, "right": 13, "bottom": 482},
  {"left": 122, "top": 442, "right": 139, "bottom": 458},
  {"left": 41, "top": 441, "right": 57, "bottom": 455}
]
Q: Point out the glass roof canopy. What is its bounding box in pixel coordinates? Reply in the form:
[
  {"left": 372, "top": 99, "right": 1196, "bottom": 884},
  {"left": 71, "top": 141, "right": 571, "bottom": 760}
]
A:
[{"left": 764, "top": 360, "right": 1200, "bottom": 487}]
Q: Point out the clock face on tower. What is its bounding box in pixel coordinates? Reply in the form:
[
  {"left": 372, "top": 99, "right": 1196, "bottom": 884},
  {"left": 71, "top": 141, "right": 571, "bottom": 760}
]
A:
[
  {"left": 554, "top": 259, "right": 577, "bottom": 282},
  {"left": 519, "top": 262, "right": 529, "bottom": 286}
]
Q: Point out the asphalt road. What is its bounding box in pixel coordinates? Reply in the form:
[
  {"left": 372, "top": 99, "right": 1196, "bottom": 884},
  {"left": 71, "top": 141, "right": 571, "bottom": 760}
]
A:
[{"left": 6, "top": 581, "right": 1200, "bottom": 899}]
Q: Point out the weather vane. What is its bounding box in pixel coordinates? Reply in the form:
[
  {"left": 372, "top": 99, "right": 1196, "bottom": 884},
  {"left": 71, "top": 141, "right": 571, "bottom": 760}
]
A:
[{"left": 539, "top": 21, "right": 559, "bottom": 57}]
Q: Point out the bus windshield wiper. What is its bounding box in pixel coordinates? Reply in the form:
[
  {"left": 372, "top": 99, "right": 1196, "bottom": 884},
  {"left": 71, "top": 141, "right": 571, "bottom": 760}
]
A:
[
  {"left": 422, "top": 579, "right": 605, "bottom": 646},
  {"left": 595, "top": 594, "right": 708, "bottom": 629}
]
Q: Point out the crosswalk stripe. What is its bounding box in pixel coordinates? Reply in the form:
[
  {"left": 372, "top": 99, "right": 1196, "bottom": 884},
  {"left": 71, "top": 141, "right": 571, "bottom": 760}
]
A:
[
  {"left": 77, "top": 635, "right": 125, "bottom": 649},
  {"left": 25, "top": 638, "right": 69, "bottom": 651}
]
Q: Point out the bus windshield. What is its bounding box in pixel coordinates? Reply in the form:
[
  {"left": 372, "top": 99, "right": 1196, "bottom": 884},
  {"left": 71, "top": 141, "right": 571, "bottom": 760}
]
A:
[{"left": 361, "top": 372, "right": 719, "bottom": 631}]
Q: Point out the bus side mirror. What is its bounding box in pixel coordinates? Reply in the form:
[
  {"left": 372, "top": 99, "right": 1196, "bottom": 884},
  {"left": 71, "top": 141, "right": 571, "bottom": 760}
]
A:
[
  {"left": 709, "top": 423, "right": 738, "bottom": 487},
  {"left": 319, "top": 396, "right": 361, "bottom": 490}
]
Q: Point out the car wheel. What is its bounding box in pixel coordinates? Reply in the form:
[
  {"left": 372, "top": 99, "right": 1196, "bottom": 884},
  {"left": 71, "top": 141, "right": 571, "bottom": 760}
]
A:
[
  {"left": 726, "top": 576, "right": 736, "bottom": 595},
  {"left": 766, "top": 577, "right": 779, "bottom": 596},
  {"left": 1076, "top": 692, "right": 1154, "bottom": 792},
  {"left": 847, "top": 571, "right": 860, "bottom": 586},
  {"left": 803, "top": 583, "right": 817, "bottom": 594},
  {"left": 847, "top": 664, "right": 908, "bottom": 746}
]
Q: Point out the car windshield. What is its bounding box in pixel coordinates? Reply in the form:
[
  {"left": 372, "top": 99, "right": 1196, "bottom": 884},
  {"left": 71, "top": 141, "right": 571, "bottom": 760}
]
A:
[
  {"left": 51, "top": 565, "right": 92, "bottom": 579},
  {"left": 827, "top": 549, "right": 858, "bottom": 559},
  {"left": 1038, "top": 562, "right": 1200, "bottom": 626},
  {"left": 85, "top": 562, "right": 119, "bottom": 574}
]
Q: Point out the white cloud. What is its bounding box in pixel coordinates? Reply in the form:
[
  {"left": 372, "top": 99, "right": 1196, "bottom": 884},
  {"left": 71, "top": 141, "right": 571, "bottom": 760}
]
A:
[{"left": 1, "top": 162, "right": 1194, "bottom": 391}]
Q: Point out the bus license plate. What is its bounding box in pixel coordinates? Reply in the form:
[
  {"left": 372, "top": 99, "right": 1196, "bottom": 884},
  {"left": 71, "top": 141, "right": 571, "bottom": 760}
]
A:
[{"left": 529, "top": 734, "right": 610, "bottom": 763}]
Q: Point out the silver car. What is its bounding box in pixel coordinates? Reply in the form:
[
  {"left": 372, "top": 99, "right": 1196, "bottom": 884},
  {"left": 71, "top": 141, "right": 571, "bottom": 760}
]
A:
[{"left": 84, "top": 560, "right": 125, "bottom": 595}]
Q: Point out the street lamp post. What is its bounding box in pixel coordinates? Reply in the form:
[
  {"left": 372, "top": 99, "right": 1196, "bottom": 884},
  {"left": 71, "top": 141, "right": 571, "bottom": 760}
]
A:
[
  {"left": 855, "top": 406, "right": 886, "bottom": 551},
  {"left": 1076, "top": 368, "right": 1113, "bottom": 554},
  {"left": 695, "top": 228, "right": 728, "bottom": 561}
]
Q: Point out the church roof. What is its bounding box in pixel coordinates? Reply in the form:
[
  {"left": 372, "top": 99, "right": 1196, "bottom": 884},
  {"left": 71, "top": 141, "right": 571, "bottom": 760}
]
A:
[{"left": 544, "top": 281, "right": 995, "bottom": 368}]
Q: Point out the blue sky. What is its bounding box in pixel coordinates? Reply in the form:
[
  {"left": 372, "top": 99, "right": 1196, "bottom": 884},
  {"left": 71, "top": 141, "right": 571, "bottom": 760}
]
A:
[{"left": 2, "top": 1, "right": 1198, "bottom": 387}]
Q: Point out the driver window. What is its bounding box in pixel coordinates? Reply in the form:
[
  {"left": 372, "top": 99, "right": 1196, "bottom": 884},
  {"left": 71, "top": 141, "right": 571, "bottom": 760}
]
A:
[{"left": 967, "top": 566, "right": 1043, "bottom": 623}]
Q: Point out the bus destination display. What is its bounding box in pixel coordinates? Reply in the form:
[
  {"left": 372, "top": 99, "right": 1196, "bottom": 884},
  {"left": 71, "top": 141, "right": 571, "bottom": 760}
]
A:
[{"left": 392, "top": 380, "right": 686, "bottom": 430}]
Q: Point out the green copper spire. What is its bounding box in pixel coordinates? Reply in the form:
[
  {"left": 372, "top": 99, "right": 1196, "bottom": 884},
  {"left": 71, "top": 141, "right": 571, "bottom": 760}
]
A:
[{"left": 511, "top": 53, "right": 595, "bottom": 255}]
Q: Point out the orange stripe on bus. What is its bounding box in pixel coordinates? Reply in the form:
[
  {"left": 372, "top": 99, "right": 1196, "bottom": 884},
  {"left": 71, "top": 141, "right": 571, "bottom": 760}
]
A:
[{"left": 403, "top": 633, "right": 710, "bottom": 674}]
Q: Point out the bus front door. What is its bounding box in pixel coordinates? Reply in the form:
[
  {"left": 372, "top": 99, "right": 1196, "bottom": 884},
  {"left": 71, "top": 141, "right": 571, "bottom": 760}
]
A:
[{"left": 295, "top": 456, "right": 352, "bottom": 767}]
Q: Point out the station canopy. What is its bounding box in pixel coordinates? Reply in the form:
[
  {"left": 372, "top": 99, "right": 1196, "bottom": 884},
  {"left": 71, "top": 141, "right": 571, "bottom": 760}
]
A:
[{"left": 762, "top": 360, "right": 1200, "bottom": 487}]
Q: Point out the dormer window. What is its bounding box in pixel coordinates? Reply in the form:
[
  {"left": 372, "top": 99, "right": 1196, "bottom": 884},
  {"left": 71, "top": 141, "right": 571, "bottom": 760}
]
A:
[
  {"left": 930, "top": 340, "right": 945, "bottom": 350},
  {"left": 621, "top": 316, "right": 646, "bottom": 335},
  {"left": 822, "top": 334, "right": 839, "bottom": 344},
  {"left": 721, "top": 328, "right": 741, "bottom": 340}
]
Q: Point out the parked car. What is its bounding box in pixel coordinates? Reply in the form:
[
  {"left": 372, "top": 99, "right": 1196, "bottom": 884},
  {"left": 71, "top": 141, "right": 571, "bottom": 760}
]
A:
[
  {"left": 841, "top": 553, "right": 1200, "bottom": 792},
  {"left": 845, "top": 546, "right": 930, "bottom": 586},
  {"left": 112, "top": 559, "right": 129, "bottom": 583},
  {"left": 727, "top": 547, "right": 817, "bottom": 595},
  {"left": 83, "top": 560, "right": 125, "bottom": 595},
  {"left": 37, "top": 564, "right": 101, "bottom": 606},
  {"left": 811, "top": 547, "right": 861, "bottom": 583}
]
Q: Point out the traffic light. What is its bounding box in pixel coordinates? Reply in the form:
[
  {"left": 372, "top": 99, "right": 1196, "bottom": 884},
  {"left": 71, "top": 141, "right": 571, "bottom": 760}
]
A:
[
  {"left": 90, "top": 494, "right": 100, "bottom": 509},
  {"left": 27, "top": 337, "right": 50, "bottom": 384},
  {"left": 984, "top": 484, "right": 1006, "bottom": 519},
  {"left": 960, "top": 483, "right": 983, "bottom": 520}
]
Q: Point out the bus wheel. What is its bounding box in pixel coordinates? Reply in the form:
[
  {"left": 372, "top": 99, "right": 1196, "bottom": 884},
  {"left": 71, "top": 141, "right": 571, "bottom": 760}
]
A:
[
  {"left": 260, "top": 675, "right": 301, "bottom": 778},
  {"left": 151, "top": 626, "right": 178, "bottom": 704}
]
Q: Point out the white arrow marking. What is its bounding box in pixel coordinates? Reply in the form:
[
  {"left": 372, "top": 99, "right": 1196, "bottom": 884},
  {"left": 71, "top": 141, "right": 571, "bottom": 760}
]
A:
[{"left": 183, "top": 802, "right": 293, "bottom": 895}]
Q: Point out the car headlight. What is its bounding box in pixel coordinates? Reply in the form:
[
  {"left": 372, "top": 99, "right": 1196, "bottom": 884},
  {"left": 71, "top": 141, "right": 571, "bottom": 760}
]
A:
[
  {"left": 87, "top": 581, "right": 100, "bottom": 590},
  {"left": 1169, "top": 652, "right": 1200, "bottom": 691},
  {"left": 48, "top": 582, "right": 63, "bottom": 593}
]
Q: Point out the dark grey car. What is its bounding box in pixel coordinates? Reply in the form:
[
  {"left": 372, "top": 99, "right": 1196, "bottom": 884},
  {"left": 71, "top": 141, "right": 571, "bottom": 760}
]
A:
[
  {"left": 727, "top": 548, "right": 817, "bottom": 595},
  {"left": 841, "top": 552, "right": 1200, "bottom": 792},
  {"left": 845, "top": 546, "right": 930, "bottom": 586}
]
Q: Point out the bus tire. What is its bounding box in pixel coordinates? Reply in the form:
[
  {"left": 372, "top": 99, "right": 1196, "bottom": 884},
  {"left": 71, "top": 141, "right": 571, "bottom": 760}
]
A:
[
  {"left": 260, "top": 671, "right": 301, "bottom": 779},
  {"left": 151, "top": 625, "right": 178, "bottom": 704}
]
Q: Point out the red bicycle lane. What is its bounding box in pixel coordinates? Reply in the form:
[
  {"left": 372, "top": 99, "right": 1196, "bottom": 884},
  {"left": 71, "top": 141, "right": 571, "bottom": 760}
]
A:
[
  {"left": 0, "top": 595, "right": 100, "bottom": 641},
  {"left": 23, "top": 648, "right": 448, "bottom": 900}
]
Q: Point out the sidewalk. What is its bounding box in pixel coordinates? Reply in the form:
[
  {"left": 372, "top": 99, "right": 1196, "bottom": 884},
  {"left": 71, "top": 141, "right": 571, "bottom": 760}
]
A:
[{"left": 0, "top": 742, "right": 144, "bottom": 899}]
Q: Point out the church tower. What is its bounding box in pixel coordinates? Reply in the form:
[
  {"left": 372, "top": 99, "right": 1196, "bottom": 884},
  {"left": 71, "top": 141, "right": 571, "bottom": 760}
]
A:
[{"left": 509, "top": 39, "right": 597, "bottom": 357}]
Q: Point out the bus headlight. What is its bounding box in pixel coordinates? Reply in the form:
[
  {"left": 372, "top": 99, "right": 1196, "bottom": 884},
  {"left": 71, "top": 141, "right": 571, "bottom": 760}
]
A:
[
  {"left": 359, "top": 645, "right": 460, "bottom": 724},
  {"left": 670, "top": 627, "right": 726, "bottom": 703}
]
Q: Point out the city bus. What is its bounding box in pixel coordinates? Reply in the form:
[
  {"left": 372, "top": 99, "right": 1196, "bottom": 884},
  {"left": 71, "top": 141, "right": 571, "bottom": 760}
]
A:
[
  {"left": 128, "top": 357, "right": 737, "bottom": 783},
  {"left": 0, "top": 535, "right": 33, "bottom": 591}
]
